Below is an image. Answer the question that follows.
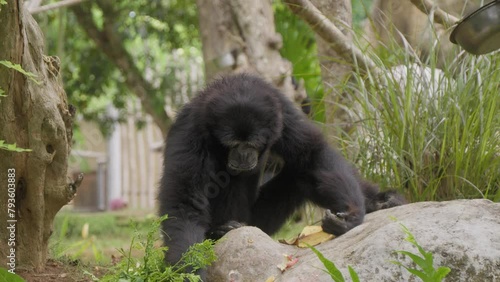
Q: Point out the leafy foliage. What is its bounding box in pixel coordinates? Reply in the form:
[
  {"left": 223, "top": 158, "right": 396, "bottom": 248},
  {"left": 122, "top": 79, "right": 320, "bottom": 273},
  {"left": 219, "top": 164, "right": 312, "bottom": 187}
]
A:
[
  {"left": 34, "top": 0, "right": 201, "bottom": 132},
  {"left": 99, "top": 215, "right": 217, "bottom": 282},
  {"left": 0, "top": 268, "right": 25, "bottom": 282},
  {"left": 392, "top": 224, "right": 450, "bottom": 282}
]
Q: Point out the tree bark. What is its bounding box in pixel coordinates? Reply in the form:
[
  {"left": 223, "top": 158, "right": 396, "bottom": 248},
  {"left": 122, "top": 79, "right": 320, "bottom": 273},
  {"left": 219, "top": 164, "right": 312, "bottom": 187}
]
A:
[
  {"left": 310, "top": 0, "right": 355, "bottom": 133},
  {"left": 196, "top": 0, "right": 306, "bottom": 103},
  {"left": 285, "top": 0, "right": 380, "bottom": 77},
  {"left": 0, "top": 0, "right": 77, "bottom": 272},
  {"left": 311, "top": 0, "right": 352, "bottom": 88},
  {"left": 366, "top": 0, "right": 480, "bottom": 68},
  {"left": 409, "top": 0, "right": 459, "bottom": 27}
]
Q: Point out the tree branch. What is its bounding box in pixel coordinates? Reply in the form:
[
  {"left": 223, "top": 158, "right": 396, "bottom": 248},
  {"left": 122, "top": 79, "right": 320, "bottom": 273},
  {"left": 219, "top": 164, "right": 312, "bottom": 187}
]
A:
[
  {"left": 284, "top": 0, "right": 382, "bottom": 78},
  {"left": 29, "top": 0, "right": 89, "bottom": 14},
  {"left": 70, "top": 1, "right": 170, "bottom": 136},
  {"left": 409, "top": 0, "right": 460, "bottom": 27},
  {"left": 25, "top": 0, "right": 43, "bottom": 10}
]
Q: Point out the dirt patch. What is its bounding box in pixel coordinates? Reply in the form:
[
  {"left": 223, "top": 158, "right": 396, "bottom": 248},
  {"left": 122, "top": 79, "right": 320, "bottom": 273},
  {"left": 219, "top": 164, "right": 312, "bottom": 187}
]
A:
[{"left": 17, "top": 259, "right": 106, "bottom": 282}]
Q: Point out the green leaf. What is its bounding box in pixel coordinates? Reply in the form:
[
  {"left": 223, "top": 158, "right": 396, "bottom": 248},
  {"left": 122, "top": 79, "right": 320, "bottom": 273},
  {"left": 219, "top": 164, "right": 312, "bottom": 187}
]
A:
[
  {"left": 348, "top": 265, "right": 360, "bottom": 282},
  {"left": 307, "top": 244, "right": 345, "bottom": 282},
  {"left": 0, "top": 88, "right": 5, "bottom": 97},
  {"left": 0, "top": 268, "right": 26, "bottom": 282},
  {"left": 405, "top": 267, "right": 430, "bottom": 281},
  {"left": 0, "top": 60, "right": 40, "bottom": 84},
  {"left": 434, "top": 267, "right": 451, "bottom": 280},
  {"left": 394, "top": 250, "right": 427, "bottom": 268},
  {"left": 0, "top": 141, "right": 31, "bottom": 152}
]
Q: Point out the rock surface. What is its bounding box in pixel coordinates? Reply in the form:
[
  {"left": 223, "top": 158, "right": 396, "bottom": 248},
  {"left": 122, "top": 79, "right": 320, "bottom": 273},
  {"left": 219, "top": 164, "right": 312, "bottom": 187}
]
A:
[{"left": 208, "top": 199, "right": 500, "bottom": 281}]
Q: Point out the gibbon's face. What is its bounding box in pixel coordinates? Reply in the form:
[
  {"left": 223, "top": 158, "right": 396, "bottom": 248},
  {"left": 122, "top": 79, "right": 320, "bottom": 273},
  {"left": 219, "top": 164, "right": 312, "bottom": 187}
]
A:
[
  {"left": 205, "top": 86, "right": 283, "bottom": 172},
  {"left": 212, "top": 101, "right": 281, "bottom": 172}
]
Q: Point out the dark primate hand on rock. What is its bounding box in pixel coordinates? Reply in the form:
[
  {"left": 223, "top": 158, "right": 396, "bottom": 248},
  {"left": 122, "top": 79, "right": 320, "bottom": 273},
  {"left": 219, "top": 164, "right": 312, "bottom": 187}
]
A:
[
  {"left": 321, "top": 209, "right": 350, "bottom": 235},
  {"left": 158, "top": 74, "right": 405, "bottom": 279},
  {"left": 208, "top": 220, "right": 246, "bottom": 240}
]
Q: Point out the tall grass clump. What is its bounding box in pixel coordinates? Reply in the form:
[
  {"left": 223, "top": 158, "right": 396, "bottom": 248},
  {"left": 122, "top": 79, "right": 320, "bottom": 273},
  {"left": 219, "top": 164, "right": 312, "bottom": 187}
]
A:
[{"left": 341, "top": 46, "right": 500, "bottom": 202}]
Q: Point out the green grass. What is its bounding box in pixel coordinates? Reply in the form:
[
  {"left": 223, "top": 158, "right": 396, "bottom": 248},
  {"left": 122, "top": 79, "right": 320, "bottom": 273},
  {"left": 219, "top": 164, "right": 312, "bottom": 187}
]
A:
[
  {"left": 337, "top": 45, "right": 500, "bottom": 202},
  {"left": 275, "top": 0, "right": 499, "bottom": 203},
  {"left": 274, "top": 45, "right": 499, "bottom": 236},
  {"left": 49, "top": 210, "right": 155, "bottom": 264},
  {"left": 50, "top": 212, "right": 217, "bottom": 281}
]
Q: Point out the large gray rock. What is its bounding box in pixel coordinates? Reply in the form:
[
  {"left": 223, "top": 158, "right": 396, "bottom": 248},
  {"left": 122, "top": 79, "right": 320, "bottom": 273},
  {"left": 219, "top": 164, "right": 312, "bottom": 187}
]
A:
[{"left": 208, "top": 199, "right": 500, "bottom": 281}]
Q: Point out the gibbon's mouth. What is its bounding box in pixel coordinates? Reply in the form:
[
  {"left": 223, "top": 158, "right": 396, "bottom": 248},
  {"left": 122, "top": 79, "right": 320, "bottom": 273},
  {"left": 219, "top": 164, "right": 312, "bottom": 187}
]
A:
[{"left": 228, "top": 162, "right": 257, "bottom": 172}]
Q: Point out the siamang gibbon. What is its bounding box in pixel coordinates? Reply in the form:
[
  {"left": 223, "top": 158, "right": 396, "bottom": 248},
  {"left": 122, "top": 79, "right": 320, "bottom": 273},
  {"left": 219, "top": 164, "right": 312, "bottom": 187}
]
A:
[{"left": 158, "top": 74, "right": 405, "bottom": 278}]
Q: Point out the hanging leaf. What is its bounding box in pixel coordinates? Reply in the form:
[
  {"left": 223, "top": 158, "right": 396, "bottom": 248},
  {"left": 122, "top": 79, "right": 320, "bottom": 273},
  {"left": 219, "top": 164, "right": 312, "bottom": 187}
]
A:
[{"left": 0, "top": 60, "right": 40, "bottom": 84}]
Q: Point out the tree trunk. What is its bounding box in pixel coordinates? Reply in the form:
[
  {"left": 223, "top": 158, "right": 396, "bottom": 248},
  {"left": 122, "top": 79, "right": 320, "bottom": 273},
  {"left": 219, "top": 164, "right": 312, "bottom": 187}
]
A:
[
  {"left": 0, "top": 0, "right": 77, "bottom": 272},
  {"left": 196, "top": 0, "right": 306, "bottom": 103},
  {"left": 366, "top": 0, "right": 481, "bottom": 68},
  {"left": 310, "top": 0, "right": 354, "bottom": 135}
]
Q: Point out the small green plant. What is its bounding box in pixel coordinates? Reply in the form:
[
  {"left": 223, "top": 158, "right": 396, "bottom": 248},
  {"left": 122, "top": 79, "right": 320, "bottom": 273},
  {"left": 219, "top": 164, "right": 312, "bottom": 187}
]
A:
[
  {"left": 392, "top": 224, "right": 450, "bottom": 282},
  {"left": 99, "top": 214, "right": 217, "bottom": 282},
  {"left": 308, "top": 244, "right": 360, "bottom": 282},
  {"left": 308, "top": 223, "right": 450, "bottom": 282}
]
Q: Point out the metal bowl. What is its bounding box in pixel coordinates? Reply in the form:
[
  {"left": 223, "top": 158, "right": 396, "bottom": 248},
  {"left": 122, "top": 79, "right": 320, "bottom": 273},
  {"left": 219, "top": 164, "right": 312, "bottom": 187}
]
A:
[{"left": 450, "top": 0, "right": 500, "bottom": 55}]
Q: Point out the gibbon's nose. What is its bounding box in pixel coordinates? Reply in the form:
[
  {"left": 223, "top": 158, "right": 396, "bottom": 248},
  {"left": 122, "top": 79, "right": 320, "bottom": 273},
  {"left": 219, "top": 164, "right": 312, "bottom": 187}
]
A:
[{"left": 228, "top": 144, "right": 258, "bottom": 171}]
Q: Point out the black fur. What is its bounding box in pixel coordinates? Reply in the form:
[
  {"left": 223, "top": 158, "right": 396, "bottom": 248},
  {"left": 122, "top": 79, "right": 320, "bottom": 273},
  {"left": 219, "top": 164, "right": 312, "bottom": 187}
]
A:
[{"left": 158, "top": 74, "right": 404, "bottom": 278}]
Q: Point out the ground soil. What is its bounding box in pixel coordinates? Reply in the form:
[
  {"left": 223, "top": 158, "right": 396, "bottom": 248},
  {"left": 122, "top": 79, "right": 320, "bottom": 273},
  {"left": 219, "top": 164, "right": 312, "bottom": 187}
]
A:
[{"left": 17, "top": 259, "right": 107, "bottom": 282}]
